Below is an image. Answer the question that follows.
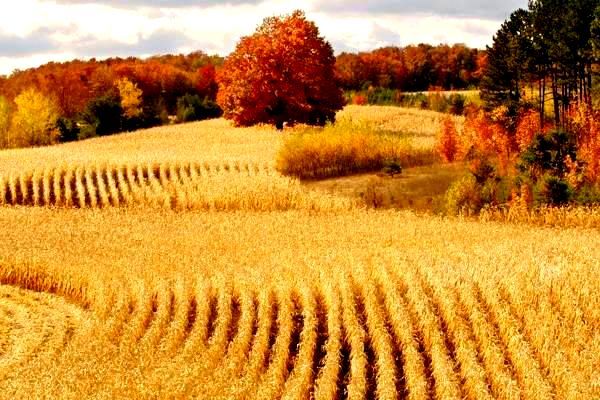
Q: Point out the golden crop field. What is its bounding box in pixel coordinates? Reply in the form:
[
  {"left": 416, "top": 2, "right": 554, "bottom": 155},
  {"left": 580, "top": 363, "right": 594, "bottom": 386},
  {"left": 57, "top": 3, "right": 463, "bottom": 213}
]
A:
[{"left": 0, "top": 106, "right": 598, "bottom": 400}]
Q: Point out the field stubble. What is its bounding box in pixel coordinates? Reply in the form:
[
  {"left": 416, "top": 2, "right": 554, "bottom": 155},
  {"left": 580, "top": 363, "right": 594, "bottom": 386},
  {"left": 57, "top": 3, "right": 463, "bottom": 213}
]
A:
[
  {"left": 0, "top": 106, "right": 598, "bottom": 399},
  {"left": 0, "top": 208, "right": 597, "bottom": 399}
]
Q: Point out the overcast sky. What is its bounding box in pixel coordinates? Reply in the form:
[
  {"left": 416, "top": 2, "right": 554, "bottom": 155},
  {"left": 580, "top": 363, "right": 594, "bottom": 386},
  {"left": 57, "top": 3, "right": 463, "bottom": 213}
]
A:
[{"left": 0, "top": 0, "right": 526, "bottom": 75}]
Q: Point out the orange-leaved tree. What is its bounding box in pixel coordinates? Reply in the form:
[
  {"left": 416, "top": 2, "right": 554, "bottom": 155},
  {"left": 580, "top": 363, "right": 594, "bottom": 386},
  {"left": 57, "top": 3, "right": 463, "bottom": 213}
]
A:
[
  {"left": 568, "top": 103, "right": 600, "bottom": 183},
  {"left": 217, "top": 10, "right": 345, "bottom": 130},
  {"left": 437, "top": 116, "right": 460, "bottom": 162},
  {"left": 515, "top": 109, "right": 550, "bottom": 151},
  {"left": 463, "top": 107, "right": 518, "bottom": 174}
]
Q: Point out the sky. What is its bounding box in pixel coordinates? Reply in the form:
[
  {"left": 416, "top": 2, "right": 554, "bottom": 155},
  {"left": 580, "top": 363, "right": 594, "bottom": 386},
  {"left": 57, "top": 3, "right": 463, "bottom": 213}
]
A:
[{"left": 0, "top": 0, "right": 527, "bottom": 76}]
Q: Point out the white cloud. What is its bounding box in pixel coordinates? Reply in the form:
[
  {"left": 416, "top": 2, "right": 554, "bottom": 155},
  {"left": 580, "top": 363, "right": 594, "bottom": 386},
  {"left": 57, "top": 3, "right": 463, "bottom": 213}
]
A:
[{"left": 0, "top": 0, "right": 511, "bottom": 75}]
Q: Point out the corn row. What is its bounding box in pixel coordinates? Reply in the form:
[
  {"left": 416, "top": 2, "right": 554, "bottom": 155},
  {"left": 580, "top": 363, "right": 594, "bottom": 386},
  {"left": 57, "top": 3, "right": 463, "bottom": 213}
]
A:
[
  {"left": 353, "top": 271, "right": 397, "bottom": 400},
  {"left": 229, "top": 289, "right": 275, "bottom": 399},
  {"left": 254, "top": 287, "right": 295, "bottom": 400},
  {"left": 95, "top": 165, "right": 110, "bottom": 207},
  {"left": 376, "top": 265, "right": 430, "bottom": 400},
  {"left": 456, "top": 281, "right": 522, "bottom": 400},
  {"left": 313, "top": 282, "right": 342, "bottom": 400},
  {"left": 475, "top": 280, "right": 554, "bottom": 399},
  {"left": 339, "top": 277, "right": 368, "bottom": 400},
  {"left": 422, "top": 271, "right": 494, "bottom": 400},
  {"left": 281, "top": 285, "right": 318, "bottom": 400},
  {"left": 400, "top": 268, "right": 463, "bottom": 400}
]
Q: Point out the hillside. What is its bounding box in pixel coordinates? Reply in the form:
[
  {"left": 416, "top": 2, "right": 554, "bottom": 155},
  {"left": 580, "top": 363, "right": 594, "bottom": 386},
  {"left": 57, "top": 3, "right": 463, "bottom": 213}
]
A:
[{"left": 0, "top": 106, "right": 598, "bottom": 399}]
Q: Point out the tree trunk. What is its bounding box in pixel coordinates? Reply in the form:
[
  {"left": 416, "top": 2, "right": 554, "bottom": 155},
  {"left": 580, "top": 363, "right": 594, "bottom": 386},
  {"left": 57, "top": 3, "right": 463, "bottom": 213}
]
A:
[
  {"left": 552, "top": 72, "right": 560, "bottom": 127},
  {"left": 540, "top": 76, "right": 546, "bottom": 127},
  {"left": 587, "top": 66, "right": 593, "bottom": 106}
]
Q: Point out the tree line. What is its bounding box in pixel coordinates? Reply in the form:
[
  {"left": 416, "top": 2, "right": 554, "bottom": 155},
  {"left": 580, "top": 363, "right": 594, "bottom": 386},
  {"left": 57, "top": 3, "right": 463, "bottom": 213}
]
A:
[
  {"left": 481, "top": 0, "right": 599, "bottom": 126},
  {"left": 0, "top": 52, "right": 223, "bottom": 147},
  {"left": 0, "top": 37, "right": 485, "bottom": 148},
  {"left": 443, "top": 0, "right": 600, "bottom": 211},
  {"left": 336, "top": 44, "right": 486, "bottom": 92}
]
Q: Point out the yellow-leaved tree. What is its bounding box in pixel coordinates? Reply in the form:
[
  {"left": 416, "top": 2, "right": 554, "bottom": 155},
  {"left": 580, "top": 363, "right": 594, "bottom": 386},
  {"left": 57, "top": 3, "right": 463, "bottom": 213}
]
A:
[
  {"left": 10, "top": 88, "right": 60, "bottom": 147},
  {"left": 0, "top": 96, "right": 11, "bottom": 148},
  {"left": 116, "top": 78, "right": 143, "bottom": 119}
]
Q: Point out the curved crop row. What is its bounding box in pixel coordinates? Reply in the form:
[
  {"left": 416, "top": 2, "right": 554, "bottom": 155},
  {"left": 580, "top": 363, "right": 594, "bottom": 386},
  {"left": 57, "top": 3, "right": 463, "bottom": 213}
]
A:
[{"left": 0, "top": 261, "right": 596, "bottom": 399}]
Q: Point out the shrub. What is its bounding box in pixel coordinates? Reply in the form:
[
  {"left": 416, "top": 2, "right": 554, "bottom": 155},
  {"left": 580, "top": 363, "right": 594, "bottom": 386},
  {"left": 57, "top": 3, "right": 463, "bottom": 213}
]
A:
[
  {"left": 575, "top": 184, "right": 600, "bottom": 205},
  {"left": 536, "top": 175, "right": 572, "bottom": 206},
  {"left": 176, "top": 94, "right": 222, "bottom": 123},
  {"left": 381, "top": 159, "right": 402, "bottom": 177},
  {"left": 437, "top": 116, "right": 459, "bottom": 162},
  {"left": 518, "top": 130, "right": 578, "bottom": 181},
  {"left": 445, "top": 175, "right": 483, "bottom": 215},
  {"left": 276, "top": 122, "right": 436, "bottom": 179},
  {"left": 448, "top": 94, "right": 466, "bottom": 115},
  {"left": 469, "top": 156, "right": 497, "bottom": 184},
  {"left": 81, "top": 95, "right": 123, "bottom": 138},
  {"left": 56, "top": 117, "right": 80, "bottom": 143}
]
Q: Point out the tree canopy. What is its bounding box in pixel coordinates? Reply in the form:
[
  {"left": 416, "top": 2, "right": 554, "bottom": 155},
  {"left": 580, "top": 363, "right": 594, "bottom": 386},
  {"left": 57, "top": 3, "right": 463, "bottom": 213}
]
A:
[{"left": 217, "top": 10, "right": 345, "bottom": 129}]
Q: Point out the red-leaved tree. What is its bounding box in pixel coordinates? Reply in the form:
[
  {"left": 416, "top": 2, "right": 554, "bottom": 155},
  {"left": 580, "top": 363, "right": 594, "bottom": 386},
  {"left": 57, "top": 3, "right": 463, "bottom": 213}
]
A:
[{"left": 217, "top": 10, "right": 345, "bottom": 129}]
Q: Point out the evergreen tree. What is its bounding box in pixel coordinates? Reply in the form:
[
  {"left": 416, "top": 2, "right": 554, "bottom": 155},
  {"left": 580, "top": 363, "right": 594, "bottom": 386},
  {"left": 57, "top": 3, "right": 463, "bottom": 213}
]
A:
[
  {"left": 483, "top": 0, "right": 599, "bottom": 125},
  {"left": 481, "top": 9, "right": 533, "bottom": 111}
]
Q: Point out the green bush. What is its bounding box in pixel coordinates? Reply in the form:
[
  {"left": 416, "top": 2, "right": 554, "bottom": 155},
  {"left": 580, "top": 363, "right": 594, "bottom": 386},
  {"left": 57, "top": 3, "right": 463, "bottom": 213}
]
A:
[
  {"left": 575, "top": 184, "right": 600, "bottom": 205},
  {"left": 56, "top": 117, "right": 80, "bottom": 142},
  {"left": 176, "top": 94, "right": 222, "bottom": 123},
  {"left": 518, "top": 130, "right": 578, "bottom": 180},
  {"left": 81, "top": 95, "right": 123, "bottom": 138},
  {"left": 382, "top": 159, "right": 402, "bottom": 177},
  {"left": 536, "top": 175, "right": 573, "bottom": 206},
  {"left": 445, "top": 175, "right": 484, "bottom": 215},
  {"left": 448, "top": 94, "right": 466, "bottom": 115}
]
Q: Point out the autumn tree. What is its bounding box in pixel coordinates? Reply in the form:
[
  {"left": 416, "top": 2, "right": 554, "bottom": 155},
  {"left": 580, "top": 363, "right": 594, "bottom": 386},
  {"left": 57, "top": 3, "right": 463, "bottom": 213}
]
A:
[
  {"left": 516, "top": 109, "right": 550, "bottom": 151},
  {"left": 217, "top": 10, "right": 345, "bottom": 130},
  {"left": 116, "top": 77, "right": 143, "bottom": 119},
  {"left": 10, "top": 88, "right": 60, "bottom": 147},
  {"left": 0, "top": 96, "right": 11, "bottom": 148},
  {"left": 195, "top": 64, "right": 218, "bottom": 99},
  {"left": 438, "top": 116, "right": 460, "bottom": 162}
]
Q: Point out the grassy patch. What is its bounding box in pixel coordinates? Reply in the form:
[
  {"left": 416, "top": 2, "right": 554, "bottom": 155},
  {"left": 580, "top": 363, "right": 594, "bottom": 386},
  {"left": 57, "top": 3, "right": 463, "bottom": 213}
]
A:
[
  {"left": 277, "top": 119, "right": 438, "bottom": 180},
  {"left": 304, "top": 163, "right": 467, "bottom": 212}
]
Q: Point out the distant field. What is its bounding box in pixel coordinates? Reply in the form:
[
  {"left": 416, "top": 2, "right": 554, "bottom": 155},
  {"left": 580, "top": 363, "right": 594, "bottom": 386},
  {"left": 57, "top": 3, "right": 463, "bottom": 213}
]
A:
[
  {"left": 0, "top": 119, "right": 280, "bottom": 175},
  {"left": 0, "top": 106, "right": 455, "bottom": 211},
  {"left": 0, "top": 106, "right": 598, "bottom": 399},
  {"left": 0, "top": 105, "right": 452, "bottom": 175}
]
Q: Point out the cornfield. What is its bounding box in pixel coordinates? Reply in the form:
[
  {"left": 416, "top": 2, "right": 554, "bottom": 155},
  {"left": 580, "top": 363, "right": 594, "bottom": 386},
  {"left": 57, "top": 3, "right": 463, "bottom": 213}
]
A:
[
  {"left": 0, "top": 107, "right": 598, "bottom": 399},
  {"left": 0, "top": 161, "right": 356, "bottom": 212}
]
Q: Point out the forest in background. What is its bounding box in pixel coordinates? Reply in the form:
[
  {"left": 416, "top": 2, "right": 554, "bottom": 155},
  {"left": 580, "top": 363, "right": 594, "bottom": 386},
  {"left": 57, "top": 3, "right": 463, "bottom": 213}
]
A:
[{"left": 0, "top": 44, "right": 484, "bottom": 147}]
